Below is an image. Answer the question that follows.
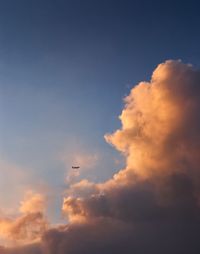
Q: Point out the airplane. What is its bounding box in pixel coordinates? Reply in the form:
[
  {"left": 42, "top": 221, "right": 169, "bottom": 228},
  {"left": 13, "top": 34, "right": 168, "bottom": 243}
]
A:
[{"left": 72, "top": 166, "right": 80, "bottom": 169}]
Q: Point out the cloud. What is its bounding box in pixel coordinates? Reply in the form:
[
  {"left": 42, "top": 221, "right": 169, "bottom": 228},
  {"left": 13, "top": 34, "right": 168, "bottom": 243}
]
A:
[
  {"left": 105, "top": 60, "right": 200, "bottom": 181},
  {"left": 0, "top": 192, "right": 48, "bottom": 246},
  {"left": 0, "top": 243, "right": 42, "bottom": 254},
  {"left": 61, "top": 150, "right": 99, "bottom": 184},
  {"left": 19, "top": 191, "right": 46, "bottom": 214},
  {"left": 3, "top": 60, "right": 200, "bottom": 253}
]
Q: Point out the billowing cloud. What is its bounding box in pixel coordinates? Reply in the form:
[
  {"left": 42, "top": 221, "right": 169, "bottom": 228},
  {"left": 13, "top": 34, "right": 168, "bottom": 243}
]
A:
[
  {"left": 61, "top": 60, "right": 200, "bottom": 221},
  {"left": 106, "top": 60, "right": 200, "bottom": 181},
  {"left": 0, "top": 192, "right": 48, "bottom": 246},
  {"left": 19, "top": 191, "right": 46, "bottom": 214},
  {"left": 2, "top": 60, "right": 200, "bottom": 253}
]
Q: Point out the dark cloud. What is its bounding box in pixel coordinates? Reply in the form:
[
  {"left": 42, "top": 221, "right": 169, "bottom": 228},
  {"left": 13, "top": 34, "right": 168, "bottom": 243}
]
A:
[{"left": 0, "top": 243, "right": 41, "bottom": 254}]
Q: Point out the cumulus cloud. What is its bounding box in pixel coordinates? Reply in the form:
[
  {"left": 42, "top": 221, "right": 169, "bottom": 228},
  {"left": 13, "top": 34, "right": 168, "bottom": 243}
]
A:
[
  {"left": 3, "top": 60, "right": 200, "bottom": 253},
  {"left": 19, "top": 191, "right": 46, "bottom": 214},
  {"left": 0, "top": 192, "right": 48, "bottom": 246},
  {"left": 62, "top": 60, "right": 200, "bottom": 220},
  {"left": 58, "top": 60, "right": 200, "bottom": 253},
  {"left": 105, "top": 60, "right": 200, "bottom": 181}
]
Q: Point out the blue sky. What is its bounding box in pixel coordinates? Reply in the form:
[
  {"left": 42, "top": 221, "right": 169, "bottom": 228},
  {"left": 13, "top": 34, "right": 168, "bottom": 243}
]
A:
[{"left": 1, "top": 0, "right": 200, "bottom": 222}]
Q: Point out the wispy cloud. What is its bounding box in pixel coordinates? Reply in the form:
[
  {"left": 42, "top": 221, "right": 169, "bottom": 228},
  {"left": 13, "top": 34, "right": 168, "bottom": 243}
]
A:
[{"left": 60, "top": 149, "right": 99, "bottom": 184}]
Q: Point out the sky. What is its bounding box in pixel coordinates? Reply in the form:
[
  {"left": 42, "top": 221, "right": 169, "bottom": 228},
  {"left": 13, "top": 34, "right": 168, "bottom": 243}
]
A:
[{"left": 1, "top": 0, "right": 200, "bottom": 252}]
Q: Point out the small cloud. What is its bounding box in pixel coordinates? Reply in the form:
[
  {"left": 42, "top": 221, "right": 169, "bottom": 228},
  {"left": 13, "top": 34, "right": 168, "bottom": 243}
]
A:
[
  {"left": 60, "top": 150, "right": 99, "bottom": 184},
  {"left": 0, "top": 191, "right": 48, "bottom": 246}
]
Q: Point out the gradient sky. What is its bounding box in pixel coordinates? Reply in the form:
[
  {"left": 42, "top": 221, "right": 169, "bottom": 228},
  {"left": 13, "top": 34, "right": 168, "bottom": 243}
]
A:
[{"left": 1, "top": 0, "right": 200, "bottom": 222}]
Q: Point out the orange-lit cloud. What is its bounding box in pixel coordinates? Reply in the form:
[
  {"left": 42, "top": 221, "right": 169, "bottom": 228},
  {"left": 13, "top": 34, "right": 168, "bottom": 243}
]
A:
[
  {"left": 62, "top": 60, "right": 200, "bottom": 222},
  {"left": 19, "top": 191, "right": 46, "bottom": 214},
  {"left": 0, "top": 192, "right": 48, "bottom": 246},
  {"left": 2, "top": 60, "right": 200, "bottom": 253},
  {"left": 105, "top": 60, "right": 200, "bottom": 180},
  {"left": 58, "top": 60, "right": 200, "bottom": 253}
]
